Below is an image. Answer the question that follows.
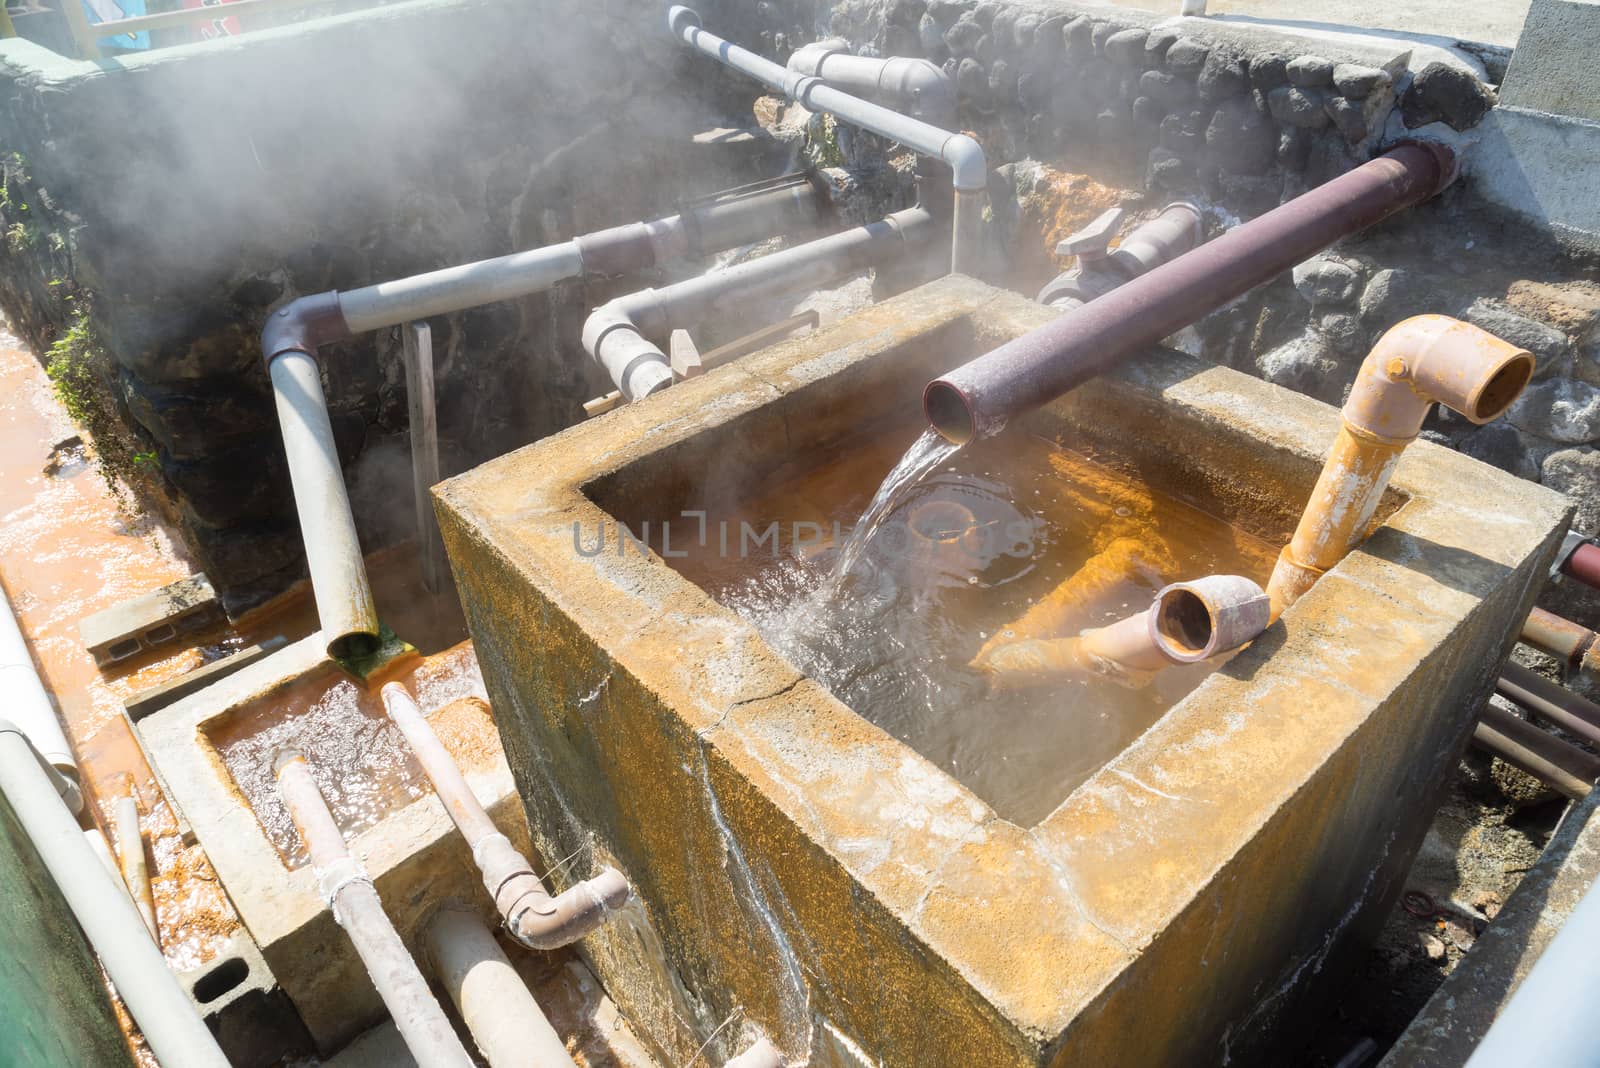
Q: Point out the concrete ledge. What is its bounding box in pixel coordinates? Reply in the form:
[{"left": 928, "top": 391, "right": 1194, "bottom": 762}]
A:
[{"left": 1470, "top": 105, "right": 1600, "bottom": 255}]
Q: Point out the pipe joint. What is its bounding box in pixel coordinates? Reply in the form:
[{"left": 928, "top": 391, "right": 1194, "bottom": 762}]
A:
[
  {"left": 880, "top": 56, "right": 957, "bottom": 123},
  {"left": 667, "top": 4, "right": 700, "bottom": 36},
  {"left": 507, "top": 866, "right": 631, "bottom": 951},
  {"left": 260, "top": 291, "right": 351, "bottom": 367},
  {"left": 1343, "top": 315, "right": 1534, "bottom": 444},
  {"left": 582, "top": 302, "right": 675, "bottom": 402},
  {"left": 786, "top": 39, "right": 847, "bottom": 77},
  {"left": 575, "top": 222, "right": 659, "bottom": 277},
  {"left": 941, "top": 133, "right": 988, "bottom": 191},
  {"left": 1149, "top": 575, "right": 1270, "bottom": 663}
]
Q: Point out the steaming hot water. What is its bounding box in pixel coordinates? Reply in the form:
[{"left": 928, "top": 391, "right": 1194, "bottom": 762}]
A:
[{"left": 663, "top": 427, "right": 1277, "bottom": 825}]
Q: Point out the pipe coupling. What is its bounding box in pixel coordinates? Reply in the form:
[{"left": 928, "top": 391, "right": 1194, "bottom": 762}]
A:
[
  {"left": 314, "top": 855, "right": 373, "bottom": 912},
  {"left": 1267, "top": 548, "right": 1323, "bottom": 617},
  {"left": 1149, "top": 575, "right": 1270, "bottom": 662},
  {"left": 260, "top": 291, "right": 351, "bottom": 367}
]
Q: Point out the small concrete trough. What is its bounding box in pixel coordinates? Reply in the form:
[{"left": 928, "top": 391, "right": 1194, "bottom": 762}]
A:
[
  {"left": 137, "top": 633, "right": 522, "bottom": 1052},
  {"left": 436, "top": 276, "right": 1571, "bottom": 1066}
]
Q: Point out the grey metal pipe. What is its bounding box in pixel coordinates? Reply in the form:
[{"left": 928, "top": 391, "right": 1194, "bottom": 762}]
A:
[
  {"left": 0, "top": 582, "right": 80, "bottom": 811},
  {"left": 668, "top": 6, "right": 986, "bottom": 274},
  {"left": 381, "top": 682, "right": 630, "bottom": 950},
  {"left": 1464, "top": 862, "right": 1600, "bottom": 1064},
  {"left": 276, "top": 752, "right": 473, "bottom": 1068},
  {"left": 1475, "top": 702, "right": 1599, "bottom": 801},
  {"left": 268, "top": 351, "right": 381, "bottom": 660},
  {"left": 261, "top": 176, "right": 824, "bottom": 653},
  {"left": 0, "top": 721, "right": 230, "bottom": 1068},
  {"left": 787, "top": 41, "right": 956, "bottom": 125},
  {"left": 584, "top": 206, "right": 935, "bottom": 400},
  {"left": 424, "top": 905, "right": 579, "bottom": 1068}
]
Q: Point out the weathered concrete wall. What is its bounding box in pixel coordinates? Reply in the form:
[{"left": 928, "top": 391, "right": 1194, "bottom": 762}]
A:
[{"left": 0, "top": 0, "right": 782, "bottom": 607}]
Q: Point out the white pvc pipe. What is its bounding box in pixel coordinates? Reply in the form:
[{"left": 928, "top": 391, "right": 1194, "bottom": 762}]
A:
[
  {"left": 0, "top": 583, "right": 80, "bottom": 811},
  {"left": 338, "top": 242, "right": 584, "bottom": 334},
  {"left": 0, "top": 721, "right": 230, "bottom": 1068},
  {"left": 269, "top": 351, "right": 381, "bottom": 659},
  {"left": 424, "top": 906, "right": 579, "bottom": 1068}
]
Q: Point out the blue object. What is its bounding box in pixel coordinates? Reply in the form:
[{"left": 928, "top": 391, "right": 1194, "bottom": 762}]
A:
[{"left": 80, "top": 0, "right": 150, "bottom": 51}]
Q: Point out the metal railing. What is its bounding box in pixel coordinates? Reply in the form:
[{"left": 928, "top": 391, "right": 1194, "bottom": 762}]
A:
[{"left": 47, "top": 0, "right": 367, "bottom": 61}]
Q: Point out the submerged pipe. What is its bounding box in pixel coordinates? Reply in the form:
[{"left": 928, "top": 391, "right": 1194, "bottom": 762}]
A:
[
  {"left": 423, "top": 905, "right": 579, "bottom": 1068},
  {"left": 0, "top": 582, "right": 80, "bottom": 811},
  {"left": 924, "top": 143, "right": 1457, "bottom": 444},
  {"left": 0, "top": 722, "right": 230, "bottom": 1068},
  {"left": 276, "top": 752, "right": 473, "bottom": 1068},
  {"left": 978, "top": 575, "right": 1269, "bottom": 690},
  {"left": 262, "top": 176, "right": 825, "bottom": 657},
  {"left": 380, "top": 683, "right": 630, "bottom": 949},
  {"left": 669, "top": 6, "right": 986, "bottom": 274},
  {"left": 787, "top": 40, "right": 956, "bottom": 125},
  {"left": 584, "top": 206, "right": 935, "bottom": 400},
  {"left": 1267, "top": 316, "right": 1534, "bottom": 615}
]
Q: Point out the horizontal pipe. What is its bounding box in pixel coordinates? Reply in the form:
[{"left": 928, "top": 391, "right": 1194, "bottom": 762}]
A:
[
  {"left": 584, "top": 206, "right": 934, "bottom": 400},
  {"left": 788, "top": 42, "right": 956, "bottom": 125},
  {"left": 1522, "top": 606, "right": 1600, "bottom": 670},
  {"left": 669, "top": 6, "right": 985, "bottom": 273},
  {"left": 381, "top": 683, "right": 630, "bottom": 950},
  {"left": 1497, "top": 663, "right": 1600, "bottom": 749},
  {"left": 1475, "top": 704, "right": 1598, "bottom": 800},
  {"left": 277, "top": 753, "right": 473, "bottom": 1068},
  {"left": 424, "top": 905, "right": 579, "bottom": 1068},
  {"left": 0, "top": 582, "right": 80, "bottom": 811},
  {"left": 1564, "top": 542, "right": 1600, "bottom": 591},
  {"left": 923, "top": 143, "right": 1456, "bottom": 444},
  {"left": 0, "top": 722, "right": 229, "bottom": 1068},
  {"left": 341, "top": 243, "right": 584, "bottom": 335}
]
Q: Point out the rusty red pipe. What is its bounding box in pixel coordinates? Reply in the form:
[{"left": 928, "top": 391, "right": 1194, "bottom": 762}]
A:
[
  {"left": 923, "top": 143, "right": 1456, "bottom": 443},
  {"left": 1522, "top": 607, "right": 1600, "bottom": 671},
  {"left": 1497, "top": 662, "right": 1600, "bottom": 748},
  {"left": 1564, "top": 542, "right": 1600, "bottom": 591}
]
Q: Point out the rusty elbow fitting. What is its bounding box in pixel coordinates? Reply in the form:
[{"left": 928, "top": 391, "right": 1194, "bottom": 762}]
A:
[
  {"left": 1342, "top": 315, "right": 1534, "bottom": 444},
  {"left": 260, "top": 291, "right": 352, "bottom": 366},
  {"left": 475, "top": 832, "right": 630, "bottom": 950},
  {"left": 1269, "top": 315, "right": 1534, "bottom": 616},
  {"left": 1148, "top": 575, "right": 1271, "bottom": 663}
]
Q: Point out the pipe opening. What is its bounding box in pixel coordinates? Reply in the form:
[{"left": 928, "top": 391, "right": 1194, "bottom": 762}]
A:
[
  {"left": 329, "top": 631, "right": 381, "bottom": 661},
  {"left": 1472, "top": 353, "right": 1535, "bottom": 423},
  {"left": 924, "top": 381, "right": 975, "bottom": 445},
  {"left": 1154, "top": 589, "right": 1213, "bottom": 657}
]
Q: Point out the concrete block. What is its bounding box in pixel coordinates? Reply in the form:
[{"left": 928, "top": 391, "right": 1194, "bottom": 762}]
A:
[
  {"left": 1499, "top": 0, "right": 1600, "bottom": 121},
  {"left": 124, "top": 637, "right": 287, "bottom": 723},
  {"left": 436, "top": 276, "right": 1570, "bottom": 1067},
  {"left": 77, "top": 572, "right": 221, "bottom": 667},
  {"left": 1471, "top": 105, "right": 1600, "bottom": 255}
]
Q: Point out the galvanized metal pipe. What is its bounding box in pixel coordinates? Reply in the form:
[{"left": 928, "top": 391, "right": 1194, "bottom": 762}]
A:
[
  {"left": 584, "top": 206, "right": 935, "bottom": 400},
  {"left": 276, "top": 752, "right": 473, "bottom": 1068},
  {"left": 669, "top": 6, "right": 986, "bottom": 274},
  {"left": 1475, "top": 702, "right": 1599, "bottom": 800},
  {"left": 268, "top": 351, "right": 380, "bottom": 660},
  {"left": 423, "top": 905, "right": 579, "bottom": 1068},
  {"left": 0, "top": 582, "right": 80, "bottom": 811},
  {"left": 0, "top": 721, "right": 230, "bottom": 1068},
  {"left": 923, "top": 143, "right": 1456, "bottom": 444},
  {"left": 262, "top": 177, "right": 824, "bottom": 651},
  {"left": 1497, "top": 662, "right": 1600, "bottom": 749},
  {"left": 380, "top": 683, "right": 630, "bottom": 950}
]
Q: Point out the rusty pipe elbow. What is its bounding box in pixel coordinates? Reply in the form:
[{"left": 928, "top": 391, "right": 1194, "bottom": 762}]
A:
[
  {"left": 1148, "top": 576, "right": 1270, "bottom": 663},
  {"left": 260, "top": 291, "right": 351, "bottom": 367},
  {"left": 507, "top": 867, "right": 631, "bottom": 951},
  {"left": 1342, "top": 315, "right": 1534, "bottom": 444}
]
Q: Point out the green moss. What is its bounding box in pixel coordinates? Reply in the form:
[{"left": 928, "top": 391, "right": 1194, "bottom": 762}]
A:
[{"left": 45, "top": 308, "right": 147, "bottom": 502}]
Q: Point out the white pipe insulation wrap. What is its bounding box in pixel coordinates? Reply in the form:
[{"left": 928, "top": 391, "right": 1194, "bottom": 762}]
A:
[
  {"left": 0, "top": 721, "right": 231, "bottom": 1068},
  {"left": 584, "top": 206, "right": 935, "bottom": 400},
  {"left": 668, "top": 5, "right": 986, "bottom": 273},
  {"left": 0, "top": 582, "right": 80, "bottom": 811}
]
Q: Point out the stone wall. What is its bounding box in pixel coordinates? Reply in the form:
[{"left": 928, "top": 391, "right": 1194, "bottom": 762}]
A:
[{"left": 0, "top": 0, "right": 784, "bottom": 607}]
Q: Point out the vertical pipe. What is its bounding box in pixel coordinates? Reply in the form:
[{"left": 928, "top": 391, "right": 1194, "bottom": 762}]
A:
[
  {"left": 113, "top": 793, "right": 159, "bottom": 944},
  {"left": 276, "top": 753, "right": 473, "bottom": 1068},
  {"left": 268, "top": 352, "right": 381, "bottom": 660},
  {"left": 423, "top": 905, "right": 579, "bottom": 1068},
  {"left": 401, "top": 322, "right": 446, "bottom": 594},
  {"left": 0, "top": 582, "right": 81, "bottom": 811},
  {"left": 0, "top": 723, "right": 230, "bottom": 1068},
  {"left": 952, "top": 188, "right": 985, "bottom": 277}
]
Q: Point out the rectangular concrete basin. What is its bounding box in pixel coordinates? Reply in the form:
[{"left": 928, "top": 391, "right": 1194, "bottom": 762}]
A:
[
  {"left": 435, "top": 276, "right": 1571, "bottom": 1067},
  {"left": 138, "top": 634, "right": 524, "bottom": 1052}
]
